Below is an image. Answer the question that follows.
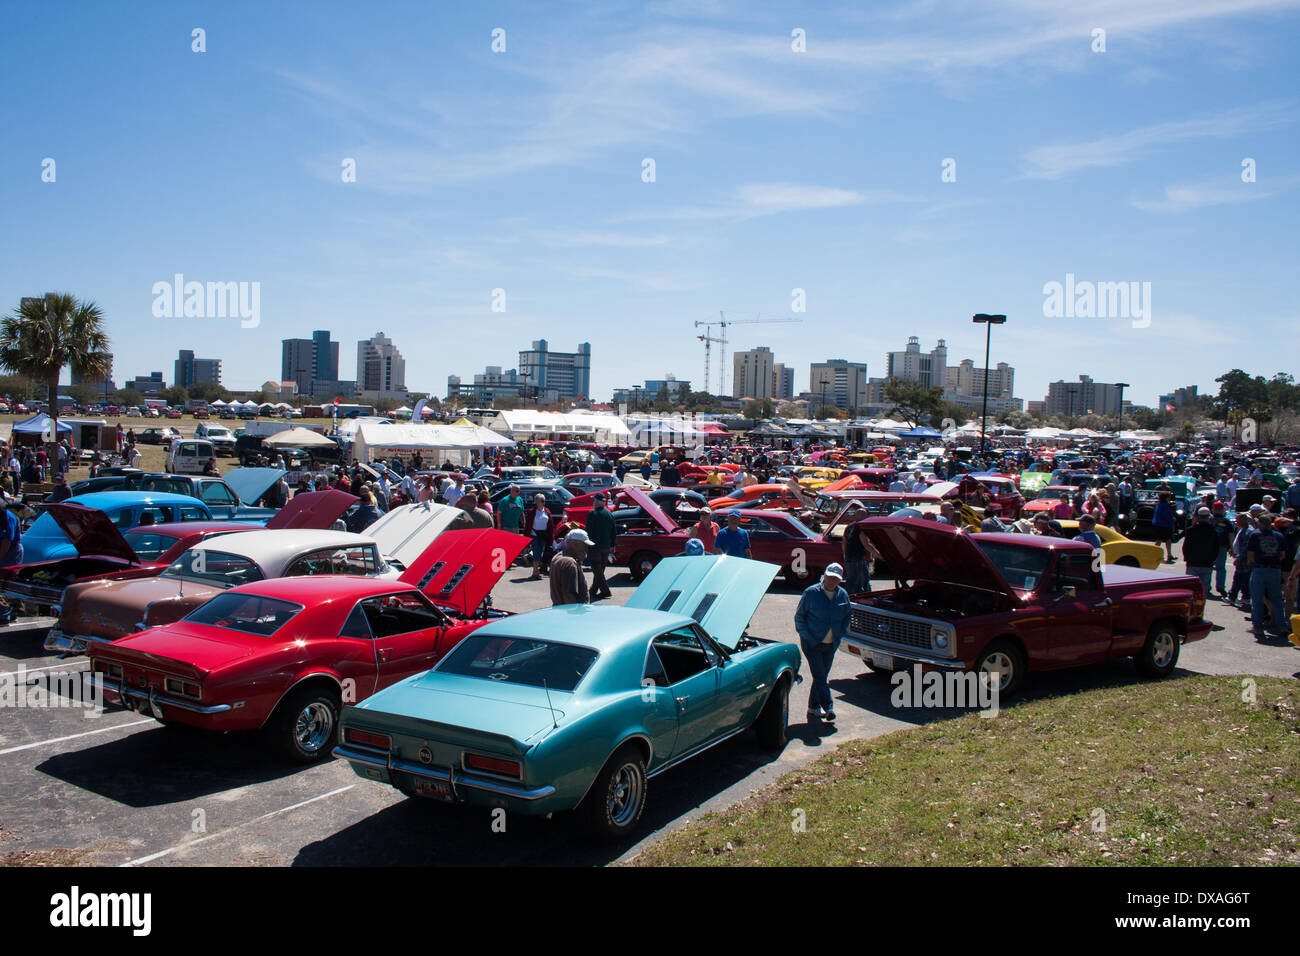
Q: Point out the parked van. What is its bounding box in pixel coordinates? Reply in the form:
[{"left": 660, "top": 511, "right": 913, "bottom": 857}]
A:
[{"left": 166, "top": 438, "right": 216, "bottom": 474}]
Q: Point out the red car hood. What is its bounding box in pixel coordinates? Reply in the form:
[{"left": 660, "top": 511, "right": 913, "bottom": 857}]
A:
[
  {"left": 621, "top": 487, "right": 679, "bottom": 534},
  {"left": 265, "top": 489, "right": 357, "bottom": 530},
  {"left": 42, "top": 503, "right": 139, "bottom": 564},
  {"left": 855, "top": 516, "right": 1018, "bottom": 601},
  {"left": 398, "top": 528, "right": 530, "bottom": 616},
  {"left": 100, "top": 622, "right": 257, "bottom": 678}
]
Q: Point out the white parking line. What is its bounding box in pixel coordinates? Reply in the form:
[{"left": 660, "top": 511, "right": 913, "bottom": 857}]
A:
[
  {"left": 0, "top": 719, "right": 155, "bottom": 756},
  {"left": 122, "top": 785, "right": 357, "bottom": 866},
  {"left": 0, "top": 661, "right": 88, "bottom": 679}
]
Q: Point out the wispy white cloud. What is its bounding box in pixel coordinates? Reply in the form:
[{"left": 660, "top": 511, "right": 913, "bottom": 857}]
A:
[
  {"left": 1130, "top": 177, "right": 1287, "bottom": 212},
  {"left": 1021, "top": 102, "right": 1295, "bottom": 179},
  {"left": 627, "top": 182, "right": 915, "bottom": 221}
]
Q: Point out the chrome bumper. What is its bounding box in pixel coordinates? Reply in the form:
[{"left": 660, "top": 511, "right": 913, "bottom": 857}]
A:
[
  {"left": 840, "top": 635, "right": 966, "bottom": 670},
  {"left": 87, "top": 673, "right": 231, "bottom": 715},
  {"left": 334, "top": 744, "right": 556, "bottom": 801},
  {"left": 43, "top": 628, "right": 114, "bottom": 656}
]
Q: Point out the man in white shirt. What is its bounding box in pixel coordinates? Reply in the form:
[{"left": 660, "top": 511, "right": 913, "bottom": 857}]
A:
[
  {"left": 911, "top": 471, "right": 928, "bottom": 493},
  {"left": 444, "top": 477, "right": 465, "bottom": 507}
]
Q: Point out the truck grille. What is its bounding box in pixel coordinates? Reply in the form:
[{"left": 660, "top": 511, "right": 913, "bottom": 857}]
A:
[{"left": 850, "top": 607, "right": 932, "bottom": 651}]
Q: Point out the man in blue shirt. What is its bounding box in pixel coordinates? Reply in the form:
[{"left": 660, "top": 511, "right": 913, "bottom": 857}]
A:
[
  {"left": 0, "top": 500, "right": 22, "bottom": 568},
  {"left": 794, "top": 563, "right": 850, "bottom": 723},
  {"left": 1248, "top": 513, "right": 1289, "bottom": 636},
  {"left": 713, "top": 511, "right": 752, "bottom": 559},
  {"left": 1073, "top": 513, "right": 1103, "bottom": 550}
]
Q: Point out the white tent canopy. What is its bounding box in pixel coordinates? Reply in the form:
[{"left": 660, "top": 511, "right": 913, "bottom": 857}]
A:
[
  {"left": 261, "top": 426, "right": 338, "bottom": 448},
  {"left": 354, "top": 422, "right": 515, "bottom": 467},
  {"left": 489, "top": 410, "right": 631, "bottom": 441}
]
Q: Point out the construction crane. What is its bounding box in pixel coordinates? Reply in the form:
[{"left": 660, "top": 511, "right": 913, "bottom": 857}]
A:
[{"left": 694, "top": 312, "right": 804, "bottom": 397}]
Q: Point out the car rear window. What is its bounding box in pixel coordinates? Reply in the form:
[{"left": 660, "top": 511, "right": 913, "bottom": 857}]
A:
[
  {"left": 121, "top": 531, "right": 179, "bottom": 561},
  {"left": 161, "top": 549, "right": 265, "bottom": 588},
  {"left": 185, "top": 593, "right": 302, "bottom": 636},
  {"left": 436, "top": 635, "right": 597, "bottom": 692}
]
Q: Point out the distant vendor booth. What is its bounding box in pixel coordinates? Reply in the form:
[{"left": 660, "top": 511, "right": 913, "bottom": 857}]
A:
[
  {"left": 9, "top": 413, "right": 73, "bottom": 449},
  {"left": 352, "top": 422, "right": 516, "bottom": 469}
]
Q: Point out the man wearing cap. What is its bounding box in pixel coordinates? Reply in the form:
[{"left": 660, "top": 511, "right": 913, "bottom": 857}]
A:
[
  {"left": 794, "top": 563, "right": 851, "bottom": 724},
  {"left": 1073, "top": 513, "right": 1103, "bottom": 551},
  {"left": 713, "top": 510, "right": 752, "bottom": 559},
  {"left": 550, "top": 529, "right": 591, "bottom": 606},
  {"left": 1210, "top": 501, "right": 1233, "bottom": 597},
  {"left": 584, "top": 493, "right": 616, "bottom": 600},
  {"left": 1247, "top": 512, "right": 1288, "bottom": 636},
  {"left": 1182, "top": 507, "right": 1219, "bottom": 598}
]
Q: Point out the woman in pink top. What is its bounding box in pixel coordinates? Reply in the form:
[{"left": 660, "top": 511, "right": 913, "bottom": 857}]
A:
[{"left": 1082, "top": 493, "right": 1106, "bottom": 522}]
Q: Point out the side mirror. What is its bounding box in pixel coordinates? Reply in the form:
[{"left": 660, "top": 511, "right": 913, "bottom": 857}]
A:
[{"left": 1055, "top": 585, "right": 1077, "bottom": 601}]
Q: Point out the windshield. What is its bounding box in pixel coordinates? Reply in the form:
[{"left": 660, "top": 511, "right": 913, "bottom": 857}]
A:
[
  {"left": 185, "top": 592, "right": 301, "bottom": 636},
  {"left": 161, "top": 549, "right": 265, "bottom": 588},
  {"left": 436, "top": 635, "right": 597, "bottom": 692},
  {"left": 974, "top": 541, "right": 1052, "bottom": 592}
]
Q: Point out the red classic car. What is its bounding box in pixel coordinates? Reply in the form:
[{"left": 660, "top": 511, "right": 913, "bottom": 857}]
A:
[
  {"left": 87, "top": 528, "right": 530, "bottom": 762},
  {"left": 612, "top": 487, "right": 846, "bottom": 587},
  {"left": 563, "top": 486, "right": 707, "bottom": 528},
  {"left": 0, "top": 490, "right": 355, "bottom": 615},
  {"left": 841, "top": 518, "right": 1212, "bottom": 697},
  {"left": 708, "top": 483, "right": 806, "bottom": 512}
]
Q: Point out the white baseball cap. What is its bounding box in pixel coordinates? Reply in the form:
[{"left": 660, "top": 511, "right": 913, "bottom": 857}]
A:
[
  {"left": 824, "top": 563, "right": 845, "bottom": 580},
  {"left": 565, "top": 529, "right": 593, "bottom": 545}
]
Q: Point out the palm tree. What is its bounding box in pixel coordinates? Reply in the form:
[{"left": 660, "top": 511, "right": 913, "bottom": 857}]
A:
[{"left": 1, "top": 293, "right": 112, "bottom": 474}]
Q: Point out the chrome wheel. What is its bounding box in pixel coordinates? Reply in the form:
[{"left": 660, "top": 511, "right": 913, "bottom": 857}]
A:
[
  {"left": 979, "top": 651, "right": 1014, "bottom": 693},
  {"left": 1151, "top": 630, "right": 1176, "bottom": 668},
  {"left": 607, "top": 762, "right": 644, "bottom": 827},
  {"left": 294, "top": 702, "right": 334, "bottom": 753}
]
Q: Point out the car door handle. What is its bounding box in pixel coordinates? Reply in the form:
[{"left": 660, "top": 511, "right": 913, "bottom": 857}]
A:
[
  {"left": 675, "top": 695, "right": 689, "bottom": 708},
  {"left": 1093, "top": 598, "right": 1112, "bottom": 608},
  {"left": 378, "top": 648, "right": 391, "bottom": 662}
]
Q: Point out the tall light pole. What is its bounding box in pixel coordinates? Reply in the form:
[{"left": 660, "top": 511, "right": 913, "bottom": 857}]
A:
[
  {"left": 971, "top": 314, "right": 1006, "bottom": 456},
  {"left": 1114, "top": 382, "right": 1129, "bottom": 440}
]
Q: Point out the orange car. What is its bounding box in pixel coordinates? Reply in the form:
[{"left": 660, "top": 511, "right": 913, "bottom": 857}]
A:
[{"left": 709, "top": 483, "right": 806, "bottom": 511}]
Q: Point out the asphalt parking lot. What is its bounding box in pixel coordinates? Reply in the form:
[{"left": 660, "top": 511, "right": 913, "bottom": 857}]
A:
[{"left": 0, "top": 544, "right": 1296, "bottom": 867}]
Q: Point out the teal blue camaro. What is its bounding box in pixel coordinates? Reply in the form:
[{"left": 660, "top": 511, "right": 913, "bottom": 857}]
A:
[{"left": 335, "top": 555, "right": 801, "bottom": 841}]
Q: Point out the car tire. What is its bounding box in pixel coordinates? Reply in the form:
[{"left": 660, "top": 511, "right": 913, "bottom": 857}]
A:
[
  {"left": 267, "top": 685, "right": 341, "bottom": 763},
  {"left": 755, "top": 678, "right": 789, "bottom": 750},
  {"left": 974, "top": 639, "right": 1025, "bottom": 699},
  {"left": 1135, "top": 621, "right": 1180, "bottom": 678},
  {"left": 581, "top": 745, "right": 647, "bottom": 843},
  {"left": 628, "top": 551, "right": 660, "bottom": 583}
]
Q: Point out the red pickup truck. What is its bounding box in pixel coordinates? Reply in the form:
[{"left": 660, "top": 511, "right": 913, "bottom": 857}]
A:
[{"left": 842, "top": 518, "right": 1212, "bottom": 697}]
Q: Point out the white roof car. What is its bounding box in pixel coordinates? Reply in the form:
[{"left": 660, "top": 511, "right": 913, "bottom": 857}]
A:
[{"left": 185, "top": 529, "right": 399, "bottom": 579}]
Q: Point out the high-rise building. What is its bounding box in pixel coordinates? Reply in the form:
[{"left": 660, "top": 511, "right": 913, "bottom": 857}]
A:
[
  {"left": 357, "top": 332, "right": 407, "bottom": 398},
  {"left": 810, "top": 359, "right": 867, "bottom": 411},
  {"left": 944, "top": 359, "right": 1022, "bottom": 412},
  {"left": 733, "top": 346, "right": 775, "bottom": 399},
  {"left": 283, "top": 331, "right": 340, "bottom": 394},
  {"left": 313, "top": 330, "right": 339, "bottom": 382},
  {"left": 518, "top": 340, "right": 591, "bottom": 401},
  {"left": 1046, "top": 375, "right": 1122, "bottom": 417},
  {"left": 174, "top": 350, "right": 222, "bottom": 388},
  {"left": 128, "top": 372, "right": 165, "bottom": 396},
  {"left": 1158, "top": 385, "right": 1199, "bottom": 409},
  {"left": 771, "top": 363, "right": 795, "bottom": 401},
  {"left": 885, "top": 336, "right": 947, "bottom": 389}
]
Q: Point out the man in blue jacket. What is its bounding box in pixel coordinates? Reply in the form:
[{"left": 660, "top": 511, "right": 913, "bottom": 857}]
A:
[{"left": 794, "top": 563, "right": 851, "bottom": 724}]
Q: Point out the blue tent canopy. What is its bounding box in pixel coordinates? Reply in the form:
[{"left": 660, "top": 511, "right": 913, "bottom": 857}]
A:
[
  {"left": 897, "top": 426, "right": 942, "bottom": 439},
  {"left": 12, "top": 413, "right": 72, "bottom": 435}
]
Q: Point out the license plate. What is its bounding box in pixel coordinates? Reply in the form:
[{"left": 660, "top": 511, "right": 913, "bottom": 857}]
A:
[
  {"left": 412, "top": 777, "right": 454, "bottom": 802},
  {"left": 47, "top": 634, "right": 77, "bottom": 652},
  {"left": 870, "top": 652, "right": 893, "bottom": 671}
]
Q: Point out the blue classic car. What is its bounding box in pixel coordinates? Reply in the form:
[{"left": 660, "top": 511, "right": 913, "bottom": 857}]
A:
[
  {"left": 335, "top": 555, "right": 801, "bottom": 841},
  {"left": 20, "top": 492, "right": 214, "bottom": 564}
]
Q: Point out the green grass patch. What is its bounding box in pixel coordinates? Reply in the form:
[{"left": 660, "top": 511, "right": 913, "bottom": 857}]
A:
[{"left": 630, "top": 676, "right": 1300, "bottom": 866}]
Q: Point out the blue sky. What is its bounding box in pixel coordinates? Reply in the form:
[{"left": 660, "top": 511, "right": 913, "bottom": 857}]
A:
[{"left": 2, "top": 0, "right": 1297, "bottom": 409}]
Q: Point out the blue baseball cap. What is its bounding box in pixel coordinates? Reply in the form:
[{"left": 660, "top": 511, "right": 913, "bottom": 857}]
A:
[
  {"left": 727, "top": 509, "right": 742, "bottom": 517},
  {"left": 684, "top": 539, "right": 706, "bottom": 556}
]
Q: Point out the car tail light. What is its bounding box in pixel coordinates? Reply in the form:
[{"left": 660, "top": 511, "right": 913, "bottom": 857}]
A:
[
  {"left": 94, "top": 660, "right": 124, "bottom": 679},
  {"left": 464, "top": 753, "right": 522, "bottom": 779},
  {"left": 164, "top": 677, "right": 201, "bottom": 700},
  {"left": 343, "top": 728, "right": 392, "bottom": 751}
]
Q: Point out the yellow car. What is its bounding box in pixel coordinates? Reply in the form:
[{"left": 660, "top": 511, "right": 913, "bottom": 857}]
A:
[
  {"left": 1054, "top": 521, "right": 1163, "bottom": 569},
  {"left": 617, "top": 450, "right": 653, "bottom": 467},
  {"left": 792, "top": 466, "right": 846, "bottom": 491}
]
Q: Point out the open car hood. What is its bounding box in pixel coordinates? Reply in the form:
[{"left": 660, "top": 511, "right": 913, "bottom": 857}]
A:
[
  {"left": 854, "top": 516, "right": 1018, "bottom": 600},
  {"left": 625, "top": 555, "right": 776, "bottom": 651},
  {"left": 41, "top": 503, "right": 139, "bottom": 564},
  {"left": 620, "top": 486, "right": 680, "bottom": 534},
  {"left": 264, "top": 489, "right": 357, "bottom": 530},
  {"left": 222, "top": 468, "right": 287, "bottom": 505},
  {"left": 398, "top": 528, "right": 530, "bottom": 616},
  {"left": 366, "top": 502, "right": 470, "bottom": 568}
]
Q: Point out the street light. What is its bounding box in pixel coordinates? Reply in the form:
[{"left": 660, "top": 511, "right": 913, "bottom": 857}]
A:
[
  {"left": 971, "top": 314, "right": 1007, "bottom": 456},
  {"left": 1114, "top": 382, "right": 1129, "bottom": 440}
]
